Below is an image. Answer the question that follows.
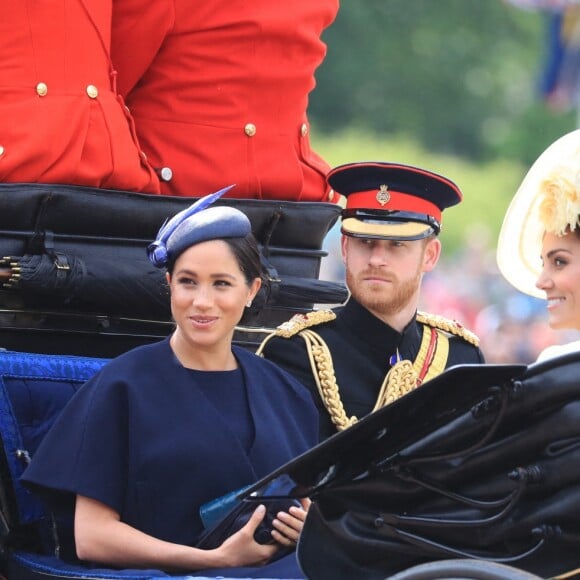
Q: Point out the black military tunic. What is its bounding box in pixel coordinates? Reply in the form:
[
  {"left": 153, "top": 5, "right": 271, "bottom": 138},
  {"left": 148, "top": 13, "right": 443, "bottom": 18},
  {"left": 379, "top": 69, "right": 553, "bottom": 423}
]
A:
[{"left": 260, "top": 298, "right": 485, "bottom": 441}]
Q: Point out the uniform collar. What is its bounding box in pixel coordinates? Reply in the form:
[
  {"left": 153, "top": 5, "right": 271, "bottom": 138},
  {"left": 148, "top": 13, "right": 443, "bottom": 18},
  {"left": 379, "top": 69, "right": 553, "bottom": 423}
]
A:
[{"left": 338, "top": 298, "right": 422, "bottom": 359}]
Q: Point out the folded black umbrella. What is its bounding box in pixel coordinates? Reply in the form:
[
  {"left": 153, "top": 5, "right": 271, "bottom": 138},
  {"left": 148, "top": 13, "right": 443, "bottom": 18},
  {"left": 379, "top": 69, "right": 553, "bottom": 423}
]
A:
[
  {"left": 1, "top": 253, "right": 169, "bottom": 317},
  {"left": 267, "top": 275, "right": 348, "bottom": 305},
  {"left": 1, "top": 252, "right": 348, "bottom": 319},
  {"left": 0, "top": 182, "right": 346, "bottom": 323}
]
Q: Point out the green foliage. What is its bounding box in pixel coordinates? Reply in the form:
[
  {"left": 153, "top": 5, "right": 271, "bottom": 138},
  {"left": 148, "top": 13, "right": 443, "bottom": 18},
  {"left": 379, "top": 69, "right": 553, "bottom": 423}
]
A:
[
  {"left": 310, "top": 1, "right": 577, "bottom": 164},
  {"left": 308, "top": 2, "right": 580, "bottom": 257}
]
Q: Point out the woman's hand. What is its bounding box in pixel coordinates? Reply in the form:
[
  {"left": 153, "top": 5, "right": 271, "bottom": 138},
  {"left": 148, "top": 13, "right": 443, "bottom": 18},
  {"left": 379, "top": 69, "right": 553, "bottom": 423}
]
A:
[
  {"left": 270, "top": 497, "right": 311, "bottom": 547},
  {"left": 75, "top": 495, "right": 276, "bottom": 571},
  {"left": 215, "top": 504, "right": 279, "bottom": 567}
]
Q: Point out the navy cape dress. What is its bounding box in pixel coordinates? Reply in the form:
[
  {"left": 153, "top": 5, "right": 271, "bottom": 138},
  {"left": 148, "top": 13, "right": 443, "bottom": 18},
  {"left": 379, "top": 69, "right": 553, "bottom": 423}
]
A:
[{"left": 22, "top": 338, "right": 318, "bottom": 578}]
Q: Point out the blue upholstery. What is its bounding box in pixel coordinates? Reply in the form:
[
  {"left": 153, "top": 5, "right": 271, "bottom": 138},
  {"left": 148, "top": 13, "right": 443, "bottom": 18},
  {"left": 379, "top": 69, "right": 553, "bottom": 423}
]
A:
[
  {"left": 8, "top": 552, "right": 176, "bottom": 579},
  {"left": 0, "top": 351, "right": 108, "bottom": 528},
  {"left": 0, "top": 351, "right": 274, "bottom": 580}
]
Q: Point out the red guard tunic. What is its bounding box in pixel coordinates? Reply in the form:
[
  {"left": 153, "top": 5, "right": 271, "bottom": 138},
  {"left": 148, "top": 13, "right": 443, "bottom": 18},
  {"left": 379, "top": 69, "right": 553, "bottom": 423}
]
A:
[
  {"left": 111, "top": 0, "right": 339, "bottom": 201},
  {"left": 0, "top": 0, "right": 160, "bottom": 193}
]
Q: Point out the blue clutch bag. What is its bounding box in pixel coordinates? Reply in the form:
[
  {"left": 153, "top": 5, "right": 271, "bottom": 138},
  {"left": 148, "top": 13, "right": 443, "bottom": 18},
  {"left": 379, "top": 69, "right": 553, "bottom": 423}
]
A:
[
  {"left": 199, "top": 483, "right": 253, "bottom": 530},
  {"left": 197, "top": 482, "right": 301, "bottom": 549}
]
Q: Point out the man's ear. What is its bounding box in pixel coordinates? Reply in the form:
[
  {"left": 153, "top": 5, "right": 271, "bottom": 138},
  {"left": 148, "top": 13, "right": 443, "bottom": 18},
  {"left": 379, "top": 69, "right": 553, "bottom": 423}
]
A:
[
  {"left": 340, "top": 234, "right": 349, "bottom": 265},
  {"left": 422, "top": 238, "right": 441, "bottom": 273}
]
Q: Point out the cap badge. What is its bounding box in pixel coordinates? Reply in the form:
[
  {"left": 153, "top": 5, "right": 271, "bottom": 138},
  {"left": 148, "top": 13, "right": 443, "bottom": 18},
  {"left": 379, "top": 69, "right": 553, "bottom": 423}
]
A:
[{"left": 376, "top": 184, "right": 390, "bottom": 206}]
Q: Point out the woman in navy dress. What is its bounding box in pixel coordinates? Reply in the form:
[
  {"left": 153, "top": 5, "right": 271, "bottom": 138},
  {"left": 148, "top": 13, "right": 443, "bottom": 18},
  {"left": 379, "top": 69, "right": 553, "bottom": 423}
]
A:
[{"left": 22, "top": 187, "right": 318, "bottom": 577}]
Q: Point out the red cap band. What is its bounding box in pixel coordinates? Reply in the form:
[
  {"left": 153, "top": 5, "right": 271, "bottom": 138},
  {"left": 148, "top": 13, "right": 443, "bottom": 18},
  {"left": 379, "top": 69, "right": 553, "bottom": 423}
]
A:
[{"left": 346, "top": 189, "right": 442, "bottom": 222}]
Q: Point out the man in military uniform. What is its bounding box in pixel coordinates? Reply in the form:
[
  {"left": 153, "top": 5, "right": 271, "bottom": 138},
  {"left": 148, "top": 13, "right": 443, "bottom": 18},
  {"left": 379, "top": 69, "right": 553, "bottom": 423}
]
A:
[{"left": 258, "top": 161, "right": 485, "bottom": 440}]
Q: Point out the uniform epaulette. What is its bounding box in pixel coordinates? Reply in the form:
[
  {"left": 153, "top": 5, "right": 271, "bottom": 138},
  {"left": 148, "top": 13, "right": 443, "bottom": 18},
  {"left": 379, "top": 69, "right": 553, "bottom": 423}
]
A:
[
  {"left": 275, "top": 310, "right": 337, "bottom": 338},
  {"left": 417, "top": 311, "right": 480, "bottom": 347}
]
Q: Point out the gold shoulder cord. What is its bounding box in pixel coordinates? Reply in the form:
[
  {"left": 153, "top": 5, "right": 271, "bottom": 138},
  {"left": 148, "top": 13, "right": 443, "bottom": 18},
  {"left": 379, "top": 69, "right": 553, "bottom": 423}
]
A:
[
  {"left": 257, "top": 310, "right": 477, "bottom": 432},
  {"left": 255, "top": 310, "right": 336, "bottom": 355},
  {"left": 417, "top": 311, "right": 480, "bottom": 346},
  {"left": 302, "top": 326, "right": 450, "bottom": 431},
  {"left": 300, "top": 328, "right": 357, "bottom": 431}
]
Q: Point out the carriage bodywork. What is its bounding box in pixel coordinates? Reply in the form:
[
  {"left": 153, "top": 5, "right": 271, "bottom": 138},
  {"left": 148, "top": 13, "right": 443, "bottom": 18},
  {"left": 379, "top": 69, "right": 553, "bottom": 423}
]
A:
[
  {"left": 1, "top": 185, "right": 579, "bottom": 580},
  {"left": 0, "top": 183, "right": 346, "bottom": 357},
  {"left": 4, "top": 350, "right": 580, "bottom": 580}
]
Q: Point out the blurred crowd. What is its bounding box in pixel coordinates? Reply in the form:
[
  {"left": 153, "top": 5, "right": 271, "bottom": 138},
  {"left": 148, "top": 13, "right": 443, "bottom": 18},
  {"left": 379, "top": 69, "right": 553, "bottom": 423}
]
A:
[{"left": 319, "top": 223, "right": 580, "bottom": 364}]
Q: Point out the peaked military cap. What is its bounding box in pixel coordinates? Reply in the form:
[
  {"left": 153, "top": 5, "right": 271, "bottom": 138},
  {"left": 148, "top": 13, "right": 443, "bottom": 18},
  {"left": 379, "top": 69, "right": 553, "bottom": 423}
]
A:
[{"left": 328, "top": 162, "right": 463, "bottom": 240}]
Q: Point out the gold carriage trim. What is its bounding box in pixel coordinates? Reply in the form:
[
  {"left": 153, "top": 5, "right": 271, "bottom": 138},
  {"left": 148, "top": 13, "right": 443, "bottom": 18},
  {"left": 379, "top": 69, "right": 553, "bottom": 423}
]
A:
[{"left": 416, "top": 311, "right": 480, "bottom": 347}]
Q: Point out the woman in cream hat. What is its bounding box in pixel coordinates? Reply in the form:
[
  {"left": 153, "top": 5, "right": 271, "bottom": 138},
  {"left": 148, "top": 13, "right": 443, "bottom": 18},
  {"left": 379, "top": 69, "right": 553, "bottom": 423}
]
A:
[{"left": 497, "top": 129, "right": 580, "bottom": 360}]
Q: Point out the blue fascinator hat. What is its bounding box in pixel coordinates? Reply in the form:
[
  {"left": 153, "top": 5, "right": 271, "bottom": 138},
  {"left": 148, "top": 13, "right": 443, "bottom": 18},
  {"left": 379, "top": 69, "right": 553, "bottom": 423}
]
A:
[{"left": 147, "top": 185, "right": 252, "bottom": 268}]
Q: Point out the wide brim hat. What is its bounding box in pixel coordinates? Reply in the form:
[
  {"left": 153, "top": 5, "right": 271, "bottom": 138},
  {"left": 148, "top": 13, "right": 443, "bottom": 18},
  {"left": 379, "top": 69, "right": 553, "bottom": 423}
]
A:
[
  {"left": 496, "top": 129, "right": 580, "bottom": 299},
  {"left": 328, "top": 162, "right": 463, "bottom": 241}
]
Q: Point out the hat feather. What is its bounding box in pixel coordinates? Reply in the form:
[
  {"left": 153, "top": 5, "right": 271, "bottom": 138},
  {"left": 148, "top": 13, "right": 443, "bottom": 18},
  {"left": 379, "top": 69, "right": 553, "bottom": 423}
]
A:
[
  {"left": 538, "top": 166, "right": 580, "bottom": 236},
  {"left": 147, "top": 184, "right": 235, "bottom": 268}
]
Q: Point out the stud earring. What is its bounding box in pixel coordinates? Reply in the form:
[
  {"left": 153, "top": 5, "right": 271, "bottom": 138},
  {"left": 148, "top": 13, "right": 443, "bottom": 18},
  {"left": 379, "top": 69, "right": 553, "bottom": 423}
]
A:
[{"left": 246, "top": 300, "right": 253, "bottom": 308}]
